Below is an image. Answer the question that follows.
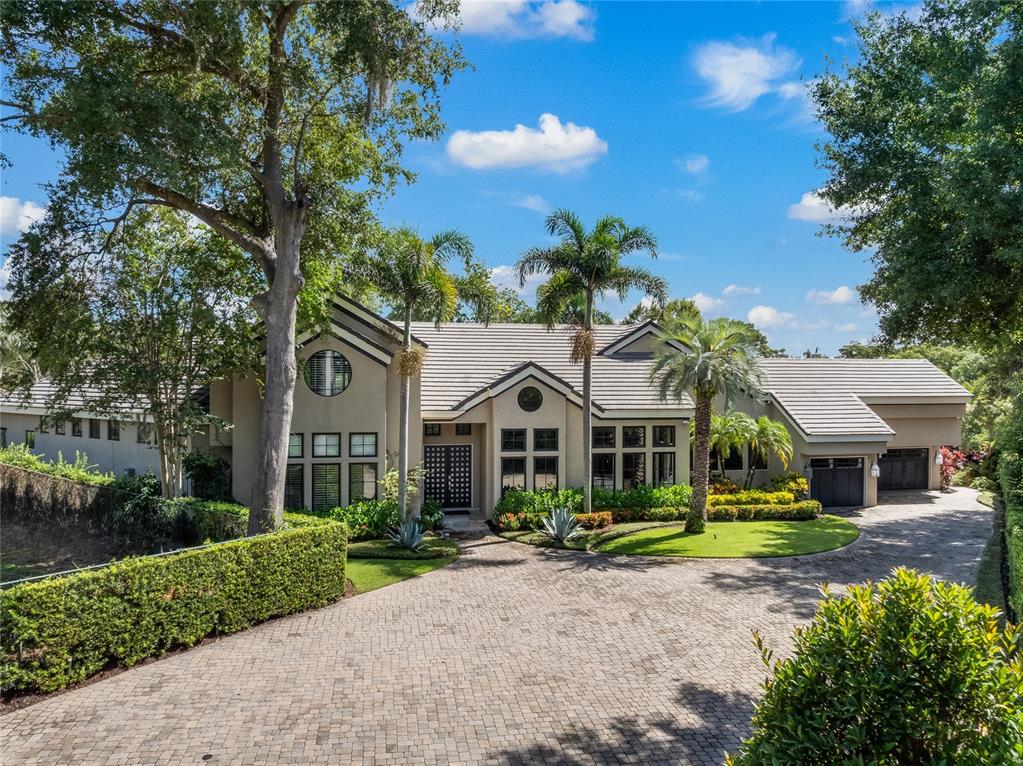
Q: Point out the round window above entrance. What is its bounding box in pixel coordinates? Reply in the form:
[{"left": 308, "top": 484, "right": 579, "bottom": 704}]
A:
[
  {"left": 517, "top": 386, "right": 543, "bottom": 412},
  {"left": 304, "top": 350, "right": 352, "bottom": 397}
]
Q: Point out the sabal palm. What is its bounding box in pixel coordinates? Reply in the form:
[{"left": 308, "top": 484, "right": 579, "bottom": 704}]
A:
[
  {"left": 743, "top": 416, "right": 793, "bottom": 490},
  {"left": 516, "top": 209, "right": 666, "bottom": 514},
  {"left": 706, "top": 411, "right": 756, "bottom": 477},
  {"left": 651, "top": 315, "right": 763, "bottom": 533},
  {"left": 358, "top": 227, "right": 474, "bottom": 520}
]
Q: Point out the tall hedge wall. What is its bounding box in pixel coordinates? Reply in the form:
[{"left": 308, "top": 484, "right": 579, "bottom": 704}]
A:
[
  {"left": 1, "top": 521, "right": 348, "bottom": 695},
  {"left": 998, "top": 451, "right": 1023, "bottom": 621}
]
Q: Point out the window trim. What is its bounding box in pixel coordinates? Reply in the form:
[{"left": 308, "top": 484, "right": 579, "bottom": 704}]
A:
[
  {"left": 653, "top": 451, "right": 675, "bottom": 487},
  {"left": 349, "top": 432, "right": 378, "bottom": 458},
  {"left": 38, "top": 417, "right": 48, "bottom": 434},
  {"left": 622, "top": 425, "right": 645, "bottom": 448},
  {"left": 108, "top": 419, "right": 120, "bottom": 441},
  {"left": 311, "top": 463, "right": 341, "bottom": 512},
  {"left": 517, "top": 385, "right": 543, "bottom": 412},
  {"left": 312, "top": 432, "right": 341, "bottom": 458},
  {"left": 55, "top": 420, "right": 65, "bottom": 436},
  {"left": 284, "top": 463, "right": 305, "bottom": 510},
  {"left": 424, "top": 423, "right": 441, "bottom": 437},
  {"left": 24, "top": 430, "right": 36, "bottom": 449},
  {"left": 89, "top": 419, "right": 101, "bottom": 439},
  {"left": 455, "top": 422, "right": 472, "bottom": 436},
  {"left": 71, "top": 419, "right": 82, "bottom": 438},
  {"left": 500, "top": 428, "right": 526, "bottom": 452},
  {"left": 288, "top": 433, "right": 304, "bottom": 459},
  {"left": 622, "top": 451, "right": 646, "bottom": 490},
  {"left": 652, "top": 425, "right": 676, "bottom": 448},
  {"left": 592, "top": 452, "right": 615, "bottom": 490},
  {"left": 303, "top": 349, "right": 352, "bottom": 398},
  {"left": 533, "top": 428, "right": 558, "bottom": 452},
  {"left": 500, "top": 456, "right": 527, "bottom": 496},
  {"left": 533, "top": 455, "right": 558, "bottom": 491},
  {"left": 348, "top": 462, "right": 379, "bottom": 502}
]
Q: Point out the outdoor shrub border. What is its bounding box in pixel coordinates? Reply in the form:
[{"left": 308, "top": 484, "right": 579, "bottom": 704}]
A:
[
  {"left": 998, "top": 451, "right": 1023, "bottom": 621},
  {"left": 0, "top": 521, "right": 348, "bottom": 696},
  {"left": 708, "top": 491, "right": 795, "bottom": 507},
  {"left": 493, "top": 501, "right": 821, "bottom": 530}
]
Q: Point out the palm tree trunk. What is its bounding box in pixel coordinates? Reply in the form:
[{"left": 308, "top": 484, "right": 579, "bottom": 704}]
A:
[
  {"left": 744, "top": 454, "right": 756, "bottom": 490},
  {"left": 397, "top": 307, "right": 412, "bottom": 522},
  {"left": 688, "top": 394, "right": 711, "bottom": 533},
  {"left": 582, "top": 291, "right": 593, "bottom": 515}
]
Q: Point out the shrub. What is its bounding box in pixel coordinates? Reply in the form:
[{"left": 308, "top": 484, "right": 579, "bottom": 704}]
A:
[
  {"left": 707, "top": 501, "right": 820, "bottom": 521},
  {"left": 708, "top": 476, "right": 741, "bottom": 495},
  {"left": 110, "top": 476, "right": 179, "bottom": 547},
  {"left": 727, "top": 568, "right": 1023, "bottom": 765},
  {"left": 324, "top": 499, "right": 399, "bottom": 540},
  {"left": 420, "top": 498, "right": 444, "bottom": 531},
  {"left": 766, "top": 471, "right": 809, "bottom": 500},
  {"left": 999, "top": 450, "right": 1023, "bottom": 619},
  {"left": 651, "top": 484, "right": 693, "bottom": 507},
  {"left": 0, "top": 522, "right": 348, "bottom": 695},
  {"left": 492, "top": 485, "right": 692, "bottom": 521},
  {"left": 574, "top": 511, "right": 612, "bottom": 530},
  {"left": 971, "top": 475, "right": 997, "bottom": 493},
  {"left": 494, "top": 512, "right": 528, "bottom": 532},
  {"left": 182, "top": 450, "right": 232, "bottom": 501},
  {"left": 494, "top": 488, "right": 582, "bottom": 516},
  {"left": 707, "top": 490, "right": 794, "bottom": 507}
]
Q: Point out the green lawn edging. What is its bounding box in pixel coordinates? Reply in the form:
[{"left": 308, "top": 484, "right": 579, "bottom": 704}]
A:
[
  {"left": 347, "top": 537, "right": 459, "bottom": 560},
  {"left": 347, "top": 557, "right": 456, "bottom": 593},
  {"left": 0, "top": 522, "right": 349, "bottom": 696}
]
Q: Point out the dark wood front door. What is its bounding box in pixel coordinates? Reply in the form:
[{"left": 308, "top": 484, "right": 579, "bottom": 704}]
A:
[{"left": 424, "top": 445, "right": 472, "bottom": 509}]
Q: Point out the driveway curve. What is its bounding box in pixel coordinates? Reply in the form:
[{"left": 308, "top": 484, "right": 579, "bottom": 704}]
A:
[{"left": 1, "top": 488, "right": 992, "bottom": 766}]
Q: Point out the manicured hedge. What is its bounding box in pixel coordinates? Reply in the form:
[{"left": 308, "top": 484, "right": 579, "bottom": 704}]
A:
[
  {"left": 173, "top": 498, "right": 330, "bottom": 544},
  {"left": 0, "top": 522, "right": 348, "bottom": 695},
  {"left": 494, "top": 501, "right": 821, "bottom": 530},
  {"left": 707, "top": 490, "right": 794, "bottom": 507},
  {"left": 998, "top": 450, "right": 1023, "bottom": 621},
  {"left": 492, "top": 485, "right": 694, "bottom": 519}
]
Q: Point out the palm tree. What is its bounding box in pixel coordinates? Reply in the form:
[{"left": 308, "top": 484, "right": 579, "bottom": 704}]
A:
[
  {"left": 651, "top": 315, "right": 763, "bottom": 533},
  {"left": 705, "top": 411, "right": 756, "bottom": 477},
  {"left": 743, "top": 416, "right": 793, "bottom": 489},
  {"left": 357, "top": 227, "right": 494, "bottom": 521},
  {"left": 516, "top": 209, "right": 666, "bottom": 514}
]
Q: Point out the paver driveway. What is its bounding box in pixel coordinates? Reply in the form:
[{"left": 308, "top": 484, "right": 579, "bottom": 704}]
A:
[{"left": 1, "top": 488, "right": 992, "bottom": 766}]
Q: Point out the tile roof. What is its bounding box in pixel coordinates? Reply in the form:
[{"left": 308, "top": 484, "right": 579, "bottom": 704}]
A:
[
  {"left": 411, "top": 322, "right": 692, "bottom": 412},
  {"left": 758, "top": 358, "right": 970, "bottom": 437}
]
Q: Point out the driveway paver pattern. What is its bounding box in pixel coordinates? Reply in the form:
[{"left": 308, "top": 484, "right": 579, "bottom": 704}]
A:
[{"left": 1, "top": 488, "right": 992, "bottom": 765}]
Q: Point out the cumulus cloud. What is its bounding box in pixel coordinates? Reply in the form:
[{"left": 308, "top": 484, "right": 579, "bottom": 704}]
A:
[
  {"left": 444, "top": 0, "right": 595, "bottom": 41},
  {"left": 513, "top": 194, "right": 550, "bottom": 213},
  {"left": 747, "top": 304, "right": 797, "bottom": 329},
  {"left": 692, "top": 292, "right": 725, "bottom": 314},
  {"left": 447, "top": 113, "right": 608, "bottom": 173},
  {"left": 787, "top": 190, "right": 861, "bottom": 223},
  {"left": 693, "top": 34, "right": 800, "bottom": 111},
  {"left": 677, "top": 154, "right": 710, "bottom": 175},
  {"left": 807, "top": 285, "right": 857, "bottom": 305},
  {"left": 722, "top": 284, "right": 761, "bottom": 297},
  {"left": 0, "top": 196, "right": 46, "bottom": 238},
  {"left": 490, "top": 264, "right": 544, "bottom": 295}
]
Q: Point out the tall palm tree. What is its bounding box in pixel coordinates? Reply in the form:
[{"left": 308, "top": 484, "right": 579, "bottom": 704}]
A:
[
  {"left": 516, "top": 209, "right": 666, "bottom": 514},
  {"left": 705, "top": 411, "right": 756, "bottom": 477},
  {"left": 743, "top": 416, "right": 793, "bottom": 489},
  {"left": 651, "top": 315, "right": 763, "bottom": 532},
  {"left": 357, "top": 227, "right": 493, "bottom": 521}
]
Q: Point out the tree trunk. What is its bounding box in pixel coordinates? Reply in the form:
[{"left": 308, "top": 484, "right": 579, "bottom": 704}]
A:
[
  {"left": 582, "top": 291, "right": 593, "bottom": 515},
  {"left": 687, "top": 394, "right": 711, "bottom": 533},
  {"left": 397, "top": 308, "right": 412, "bottom": 522},
  {"left": 247, "top": 223, "right": 303, "bottom": 535},
  {"left": 744, "top": 453, "right": 757, "bottom": 490}
]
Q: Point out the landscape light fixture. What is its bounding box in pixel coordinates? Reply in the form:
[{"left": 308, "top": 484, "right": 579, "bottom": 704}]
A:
[
  {"left": 802, "top": 463, "right": 813, "bottom": 479},
  {"left": 870, "top": 461, "right": 881, "bottom": 478},
  {"left": 934, "top": 450, "right": 944, "bottom": 466}
]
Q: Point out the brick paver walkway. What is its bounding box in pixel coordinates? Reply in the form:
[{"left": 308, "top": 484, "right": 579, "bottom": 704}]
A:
[{"left": 1, "top": 488, "right": 992, "bottom": 765}]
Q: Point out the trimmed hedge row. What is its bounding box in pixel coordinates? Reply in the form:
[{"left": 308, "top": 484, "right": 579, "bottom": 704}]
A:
[
  {"left": 998, "top": 451, "right": 1023, "bottom": 621},
  {"left": 495, "top": 501, "right": 822, "bottom": 530},
  {"left": 492, "top": 485, "right": 694, "bottom": 519},
  {"left": 707, "top": 490, "right": 794, "bottom": 507},
  {"left": 0, "top": 521, "right": 349, "bottom": 695}
]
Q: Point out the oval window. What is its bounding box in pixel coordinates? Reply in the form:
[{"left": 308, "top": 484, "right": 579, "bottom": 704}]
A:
[
  {"left": 304, "top": 350, "right": 352, "bottom": 397},
  {"left": 517, "top": 386, "right": 543, "bottom": 412}
]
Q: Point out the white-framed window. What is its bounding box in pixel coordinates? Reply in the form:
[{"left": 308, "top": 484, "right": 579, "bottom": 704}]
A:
[{"left": 312, "top": 433, "right": 340, "bottom": 458}]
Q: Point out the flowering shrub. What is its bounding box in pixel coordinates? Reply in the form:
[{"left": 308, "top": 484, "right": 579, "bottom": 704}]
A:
[
  {"left": 574, "top": 511, "right": 613, "bottom": 529},
  {"left": 709, "top": 476, "right": 741, "bottom": 495},
  {"left": 939, "top": 446, "right": 967, "bottom": 490}
]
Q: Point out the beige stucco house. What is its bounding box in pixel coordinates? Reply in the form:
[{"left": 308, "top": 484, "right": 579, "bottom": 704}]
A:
[{"left": 0, "top": 295, "right": 970, "bottom": 512}]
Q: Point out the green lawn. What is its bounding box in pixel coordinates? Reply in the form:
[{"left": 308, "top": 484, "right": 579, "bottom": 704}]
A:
[
  {"left": 347, "top": 557, "right": 456, "bottom": 593},
  {"left": 347, "top": 536, "right": 459, "bottom": 560},
  {"left": 597, "top": 515, "right": 859, "bottom": 558}
]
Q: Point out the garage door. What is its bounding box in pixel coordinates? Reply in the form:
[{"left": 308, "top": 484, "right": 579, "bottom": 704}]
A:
[
  {"left": 810, "top": 457, "right": 864, "bottom": 507},
  {"left": 878, "top": 448, "right": 929, "bottom": 490}
]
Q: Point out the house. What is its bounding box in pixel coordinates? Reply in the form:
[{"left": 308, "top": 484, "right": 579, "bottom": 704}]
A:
[{"left": 0, "top": 295, "right": 970, "bottom": 511}]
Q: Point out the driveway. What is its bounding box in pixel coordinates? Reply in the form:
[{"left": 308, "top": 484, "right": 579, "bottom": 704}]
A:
[{"left": 1, "top": 488, "right": 992, "bottom": 766}]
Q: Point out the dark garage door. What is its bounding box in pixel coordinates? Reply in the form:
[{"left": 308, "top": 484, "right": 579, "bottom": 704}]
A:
[
  {"left": 810, "top": 457, "right": 864, "bottom": 507},
  {"left": 878, "top": 448, "right": 929, "bottom": 490}
]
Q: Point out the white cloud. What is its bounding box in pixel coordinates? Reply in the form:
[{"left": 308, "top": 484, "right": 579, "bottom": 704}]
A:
[
  {"left": 489, "top": 264, "right": 545, "bottom": 295},
  {"left": 447, "top": 113, "right": 608, "bottom": 173},
  {"left": 447, "top": 0, "right": 595, "bottom": 41},
  {"left": 787, "top": 190, "right": 861, "bottom": 223},
  {"left": 834, "top": 322, "right": 859, "bottom": 332},
  {"left": 722, "top": 284, "right": 761, "bottom": 297},
  {"left": 0, "top": 258, "right": 11, "bottom": 300},
  {"left": 0, "top": 196, "right": 46, "bottom": 238},
  {"left": 692, "top": 292, "right": 725, "bottom": 314},
  {"left": 747, "top": 304, "right": 797, "bottom": 329},
  {"left": 677, "top": 154, "right": 710, "bottom": 175},
  {"left": 807, "top": 285, "right": 857, "bottom": 305},
  {"left": 693, "top": 34, "right": 800, "bottom": 111},
  {"left": 513, "top": 194, "right": 550, "bottom": 213}
]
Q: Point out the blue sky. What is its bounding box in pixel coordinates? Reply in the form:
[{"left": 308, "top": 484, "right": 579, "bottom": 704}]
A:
[{"left": 0, "top": 0, "right": 900, "bottom": 354}]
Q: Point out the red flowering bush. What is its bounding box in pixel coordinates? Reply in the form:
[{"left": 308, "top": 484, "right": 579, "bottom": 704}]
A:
[
  {"left": 939, "top": 446, "right": 967, "bottom": 490},
  {"left": 574, "top": 511, "right": 613, "bottom": 529}
]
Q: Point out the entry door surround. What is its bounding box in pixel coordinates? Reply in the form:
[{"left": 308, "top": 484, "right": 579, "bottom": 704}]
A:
[{"left": 424, "top": 444, "right": 473, "bottom": 509}]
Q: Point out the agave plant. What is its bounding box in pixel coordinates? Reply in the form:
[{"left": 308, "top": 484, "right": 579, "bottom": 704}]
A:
[
  {"left": 388, "top": 518, "right": 424, "bottom": 550},
  {"left": 541, "top": 506, "right": 583, "bottom": 544}
]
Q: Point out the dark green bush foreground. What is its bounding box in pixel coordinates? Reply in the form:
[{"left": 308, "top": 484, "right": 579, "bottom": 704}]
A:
[
  {"left": 0, "top": 522, "right": 348, "bottom": 695},
  {"left": 1000, "top": 450, "right": 1023, "bottom": 621},
  {"left": 728, "top": 568, "right": 1023, "bottom": 766}
]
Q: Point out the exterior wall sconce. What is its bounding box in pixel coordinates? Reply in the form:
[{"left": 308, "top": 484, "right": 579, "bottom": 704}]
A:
[
  {"left": 870, "top": 461, "right": 881, "bottom": 478},
  {"left": 934, "top": 449, "right": 944, "bottom": 466},
  {"left": 802, "top": 463, "right": 813, "bottom": 479}
]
